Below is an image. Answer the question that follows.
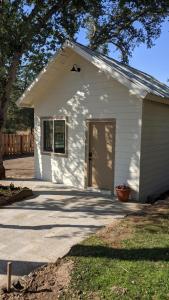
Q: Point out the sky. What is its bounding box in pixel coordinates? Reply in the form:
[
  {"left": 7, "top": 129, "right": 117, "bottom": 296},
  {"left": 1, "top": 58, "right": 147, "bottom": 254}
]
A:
[{"left": 77, "top": 20, "right": 169, "bottom": 84}]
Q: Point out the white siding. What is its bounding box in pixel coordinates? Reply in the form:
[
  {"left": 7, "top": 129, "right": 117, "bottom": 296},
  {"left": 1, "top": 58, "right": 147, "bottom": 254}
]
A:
[
  {"left": 139, "top": 100, "right": 169, "bottom": 201},
  {"left": 34, "top": 48, "right": 142, "bottom": 199}
]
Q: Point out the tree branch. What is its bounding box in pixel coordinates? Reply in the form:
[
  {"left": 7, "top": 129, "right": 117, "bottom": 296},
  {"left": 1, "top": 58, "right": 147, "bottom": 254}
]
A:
[
  {"left": 0, "top": 52, "right": 21, "bottom": 128},
  {"left": 21, "top": 0, "right": 67, "bottom": 51}
]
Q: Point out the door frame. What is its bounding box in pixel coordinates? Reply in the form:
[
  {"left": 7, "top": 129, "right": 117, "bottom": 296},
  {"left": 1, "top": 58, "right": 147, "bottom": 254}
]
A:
[{"left": 84, "top": 118, "right": 116, "bottom": 191}]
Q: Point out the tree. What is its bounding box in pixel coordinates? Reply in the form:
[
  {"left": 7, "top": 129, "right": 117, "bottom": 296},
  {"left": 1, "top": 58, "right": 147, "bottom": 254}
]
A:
[
  {"left": 0, "top": 0, "right": 169, "bottom": 178},
  {"left": 0, "top": 0, "right": 101, "bottom": 177},
  {"left": 4, "top": 101, "right": 34, "bottom": 134},
  {"left": 87, "top": 1, "right": 169, "bottom": 61},
  {"left": 4, "top": 65, "right": 34, "bottom": 133}
]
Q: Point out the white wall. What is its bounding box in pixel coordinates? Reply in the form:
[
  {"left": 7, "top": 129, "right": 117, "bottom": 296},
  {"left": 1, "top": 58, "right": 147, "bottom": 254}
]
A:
[
  {"left": 139, "top": 99, "right": 169, "bottom": 201},
  {"left": 34, "top": 48, "right": 142, "bottom": 198}
]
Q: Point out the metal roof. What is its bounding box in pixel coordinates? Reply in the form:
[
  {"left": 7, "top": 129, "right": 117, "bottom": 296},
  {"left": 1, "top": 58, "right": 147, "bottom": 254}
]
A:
[
  {"left": 17, "top": 40, "right": 169, "bottom": 107},
  {"left": 75, "top": 42, "right": 169, "bottom": 99}
]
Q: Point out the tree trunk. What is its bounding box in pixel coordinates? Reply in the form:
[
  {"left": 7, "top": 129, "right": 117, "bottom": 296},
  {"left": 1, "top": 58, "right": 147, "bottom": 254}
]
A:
[
  {"left": 0, "top": 132, "right": 5, "bottom": 179},
  {"left": 0, "top": 52, "right": 21, "bottom": 179}
]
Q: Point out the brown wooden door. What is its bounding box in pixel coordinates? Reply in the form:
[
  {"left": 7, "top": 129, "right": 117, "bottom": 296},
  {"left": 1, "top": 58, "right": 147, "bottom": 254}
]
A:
[{"left": 88, "top": 120, "right": 115, "bottom": 190}]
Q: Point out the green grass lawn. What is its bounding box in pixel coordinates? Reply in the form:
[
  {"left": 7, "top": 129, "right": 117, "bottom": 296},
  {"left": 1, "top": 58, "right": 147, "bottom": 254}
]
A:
[{"left": 61, "top": 205, "right": 169, "bottom": 299}]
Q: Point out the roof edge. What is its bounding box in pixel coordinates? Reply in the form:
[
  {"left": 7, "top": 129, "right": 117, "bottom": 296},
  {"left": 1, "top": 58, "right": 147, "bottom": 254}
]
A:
[
  {"left": 17, "top": 40, "right": 149, "bottom": 108},
  {"left": 145, "top": 93, "right": 169, "bottom": 105},
  {"left": 16, "top": 45, "right": 65, "bottom": 108},
  {"left": 65, "top": 40, "right": 148, "bottom": 99}
]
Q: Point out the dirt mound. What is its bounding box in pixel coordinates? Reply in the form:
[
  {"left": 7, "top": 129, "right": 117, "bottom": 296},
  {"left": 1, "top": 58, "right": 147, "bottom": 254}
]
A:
[{"left": 1, "top": 258, "right": 73, "bottom": 300}]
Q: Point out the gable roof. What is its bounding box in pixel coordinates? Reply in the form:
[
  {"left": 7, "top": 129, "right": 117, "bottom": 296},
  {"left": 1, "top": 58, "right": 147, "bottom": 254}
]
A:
[
  {"left": 17, "top": 40, "right": 169, "bottom": 107},
  {"left": 76, "top": 42, "right": 169, "bottom": 99}
]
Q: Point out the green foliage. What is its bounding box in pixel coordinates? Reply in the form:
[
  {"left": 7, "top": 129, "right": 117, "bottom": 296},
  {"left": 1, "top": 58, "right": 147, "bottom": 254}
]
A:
[
  {"left": 0, "top": 0, "right": 102, "bottom": 130},
  {"left": 4, "top": 102, "right": 34, "bottom": 133},
  {"left": 86, "top": 0, "right": 169, "bottom": 61},
  {"left": 0, "top": 0, "right": 169, "bottom": 132},
  {"left": 3, "top": 69, "right": 34, "bottom": 132}
]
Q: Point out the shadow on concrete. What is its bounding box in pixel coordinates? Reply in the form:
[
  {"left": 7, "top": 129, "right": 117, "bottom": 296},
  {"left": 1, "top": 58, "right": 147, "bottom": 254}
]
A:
[
  {"left": 0, "top": 223, "right": 102, "bottom": 231},
  {"left": 0, "top": 259, "right": 46, "bottom": 276},
  {"left": 1, "top": 195, "right": 135, "bottom": 218}
]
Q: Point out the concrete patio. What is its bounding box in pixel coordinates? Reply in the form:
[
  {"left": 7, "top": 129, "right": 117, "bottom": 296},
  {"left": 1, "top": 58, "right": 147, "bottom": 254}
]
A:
[{"left": 0, "top": 179, "right": 143, "bottom": 287}]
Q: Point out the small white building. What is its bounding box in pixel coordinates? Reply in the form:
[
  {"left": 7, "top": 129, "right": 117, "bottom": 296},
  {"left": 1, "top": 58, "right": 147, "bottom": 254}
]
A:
[{"left": 17, "top": 40, "right": 169, "bottom": 201}]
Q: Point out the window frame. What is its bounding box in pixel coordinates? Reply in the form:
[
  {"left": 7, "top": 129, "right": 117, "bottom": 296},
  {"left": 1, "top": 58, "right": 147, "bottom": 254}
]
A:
[{"left": 41, "top": 116, "right": 68, "bottom": 157}]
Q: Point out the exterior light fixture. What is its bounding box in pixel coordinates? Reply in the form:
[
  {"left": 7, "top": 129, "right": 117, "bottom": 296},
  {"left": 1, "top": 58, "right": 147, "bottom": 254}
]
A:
[{"left": 70, "top": 64, "right": 81, "bottom": 72}]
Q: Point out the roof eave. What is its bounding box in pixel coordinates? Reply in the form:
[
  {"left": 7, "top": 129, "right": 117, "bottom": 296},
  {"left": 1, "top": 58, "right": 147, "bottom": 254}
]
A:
[{"left": 145, "top": 92, "right": 169, "bottom": 105}]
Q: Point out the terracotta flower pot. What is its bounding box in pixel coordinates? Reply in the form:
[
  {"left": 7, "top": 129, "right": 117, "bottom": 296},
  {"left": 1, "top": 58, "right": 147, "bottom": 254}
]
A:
[{"left": 116, "top": 187, "right": 131, "bottom": 202}]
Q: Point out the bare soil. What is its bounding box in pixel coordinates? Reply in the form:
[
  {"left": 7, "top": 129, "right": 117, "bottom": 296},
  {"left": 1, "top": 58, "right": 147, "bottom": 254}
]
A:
[
  {"left": 97, "top": 219, "right": 133, "bottom": 248},
  {"left": 0, "top": 186, "right": 33, "bottom": 207},
  {"left": 0, "top": 186, "right": 20, "bottom": 205},
  {"left": 4, "top": 156, "right": 34, "bottom": 179},
  {"left": 0, "top": 188, "right": 19, "bottom": 199},
  {"left": 1, "top": 259, "right": 73, "bottom": 300}
]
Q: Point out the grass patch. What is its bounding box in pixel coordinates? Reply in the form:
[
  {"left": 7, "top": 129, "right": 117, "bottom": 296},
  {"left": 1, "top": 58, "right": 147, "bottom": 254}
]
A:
[{"left": 61, "top": 206, "right": 169, "bottom": 299}]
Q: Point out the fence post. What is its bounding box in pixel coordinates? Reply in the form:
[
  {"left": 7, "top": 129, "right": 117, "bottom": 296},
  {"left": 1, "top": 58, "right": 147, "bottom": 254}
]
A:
[
  {"left": 7, "top": 262, "right": 12, "bottom": 292},
  {"left": 20, "top": 135, "right": 23, "bottom": 154}
]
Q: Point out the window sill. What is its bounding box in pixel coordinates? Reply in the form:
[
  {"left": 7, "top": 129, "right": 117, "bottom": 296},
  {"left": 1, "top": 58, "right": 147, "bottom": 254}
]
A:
[{"left": 41, "top": 151, "right": 68, "bottom": 158}]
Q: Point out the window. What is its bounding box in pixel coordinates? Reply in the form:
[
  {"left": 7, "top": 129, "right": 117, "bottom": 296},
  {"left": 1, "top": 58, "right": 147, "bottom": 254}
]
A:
[
  {"left": 43, "top": 120, "right": 53, "bottom": 152},
  {"left": 42, "top": 118, "right": 66, "bottom": 155},
  {"left": 54, "top": 120, "right": 65, "bottom": 153}
]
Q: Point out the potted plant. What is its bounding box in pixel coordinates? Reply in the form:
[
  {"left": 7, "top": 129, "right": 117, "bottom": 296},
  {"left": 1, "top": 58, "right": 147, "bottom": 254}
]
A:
[{"left": 115, "top": 184, "right": 131, "bottom": 202}]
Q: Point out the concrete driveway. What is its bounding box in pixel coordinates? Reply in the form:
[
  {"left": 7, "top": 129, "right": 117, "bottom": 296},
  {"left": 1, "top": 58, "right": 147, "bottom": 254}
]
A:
[{"left": 0, "top": 180, "right": 143, "bottom": 287}]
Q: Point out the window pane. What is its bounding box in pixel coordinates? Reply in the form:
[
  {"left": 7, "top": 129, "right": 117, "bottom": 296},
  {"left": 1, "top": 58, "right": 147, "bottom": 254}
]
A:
[
  {"left": 43, "top": 120, "right": 53, "bottom": 152},
  {"left": 54, "top": 120, "right": 65, "bottom": 153}
]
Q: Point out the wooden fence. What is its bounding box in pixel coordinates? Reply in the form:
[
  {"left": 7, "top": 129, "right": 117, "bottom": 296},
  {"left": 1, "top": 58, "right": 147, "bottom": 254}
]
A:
[{"left": 0, "top": 133, "right": 34, "bottom": 157}]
